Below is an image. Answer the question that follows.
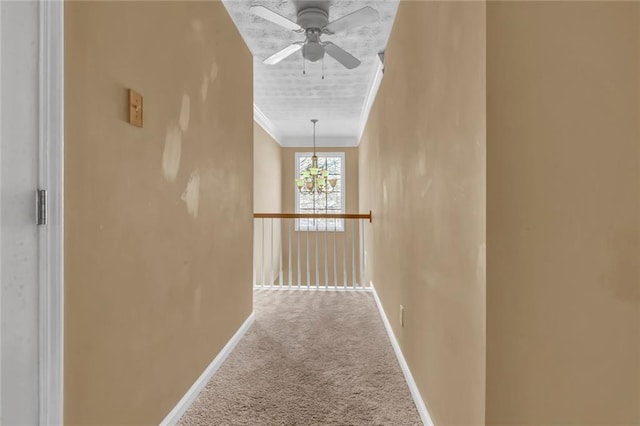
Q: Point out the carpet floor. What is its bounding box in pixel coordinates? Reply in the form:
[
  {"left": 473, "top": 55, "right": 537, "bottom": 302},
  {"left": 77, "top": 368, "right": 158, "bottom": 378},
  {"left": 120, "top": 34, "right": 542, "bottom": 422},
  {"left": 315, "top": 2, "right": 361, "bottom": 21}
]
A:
[{"left": 179, "top": 290, "right": 422, "bottom": 425}]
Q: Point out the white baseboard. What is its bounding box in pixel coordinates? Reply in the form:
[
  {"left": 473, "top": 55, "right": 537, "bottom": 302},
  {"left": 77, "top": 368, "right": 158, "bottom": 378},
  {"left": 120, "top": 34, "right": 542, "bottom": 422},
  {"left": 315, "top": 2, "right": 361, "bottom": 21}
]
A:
[
  {"left": 370, "top": 283, "right": 435, "bottom": 426},
  {"left": 160, "top": 312, "right": 255, "bottom": 426}
]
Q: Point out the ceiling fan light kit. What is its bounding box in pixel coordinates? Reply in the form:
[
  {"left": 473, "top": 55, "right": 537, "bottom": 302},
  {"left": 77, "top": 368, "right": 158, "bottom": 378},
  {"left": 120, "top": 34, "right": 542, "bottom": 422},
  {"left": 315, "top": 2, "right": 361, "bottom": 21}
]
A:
[{"left": 250, "top": 4, "right": 380, "bottom": 76}]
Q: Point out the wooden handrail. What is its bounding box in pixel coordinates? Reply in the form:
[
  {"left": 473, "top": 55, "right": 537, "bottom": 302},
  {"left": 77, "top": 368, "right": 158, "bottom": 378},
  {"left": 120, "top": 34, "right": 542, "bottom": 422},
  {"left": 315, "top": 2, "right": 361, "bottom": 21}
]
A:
[{"left": 254, "top": 211, "right": 372, "bottom": 223}]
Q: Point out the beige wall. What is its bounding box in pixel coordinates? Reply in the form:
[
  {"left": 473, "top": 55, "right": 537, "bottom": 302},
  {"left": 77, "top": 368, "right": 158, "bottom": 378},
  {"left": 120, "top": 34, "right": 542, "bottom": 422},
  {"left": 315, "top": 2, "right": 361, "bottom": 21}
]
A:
[
  {"left": 280, "top": 147, "right": 362, "bottom": 286},
  {"left": 359, "top": 2, "right": 486, "bottom": 424},
  {"left": 486, "top": 2, "right": 640, "bottom": 424},
  {"left": 254, "top": 123, "right": 282, "bottom": 213},
  {"left": 64, "top": 2, "right": 253, "bottom": 424},
  {"left": 254, "top": 123, "right": 282, "bottom": 285}
]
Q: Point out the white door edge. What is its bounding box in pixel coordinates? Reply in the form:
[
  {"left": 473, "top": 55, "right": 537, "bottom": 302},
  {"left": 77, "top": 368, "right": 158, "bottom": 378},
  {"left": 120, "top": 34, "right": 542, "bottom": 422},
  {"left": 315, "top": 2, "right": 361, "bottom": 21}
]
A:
[
  {"left": 37, "top": 0, "right": 64, "bottom": 424},
  {"left": 0, "top": 1, "right": 3, "bottom": 418}
]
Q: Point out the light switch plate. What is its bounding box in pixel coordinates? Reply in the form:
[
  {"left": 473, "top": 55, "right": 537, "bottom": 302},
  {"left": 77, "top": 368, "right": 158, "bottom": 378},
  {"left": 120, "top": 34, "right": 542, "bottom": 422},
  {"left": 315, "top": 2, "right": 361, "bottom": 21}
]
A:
[{"left": 128, "top": 89, "right": 143, "bottom": 127}]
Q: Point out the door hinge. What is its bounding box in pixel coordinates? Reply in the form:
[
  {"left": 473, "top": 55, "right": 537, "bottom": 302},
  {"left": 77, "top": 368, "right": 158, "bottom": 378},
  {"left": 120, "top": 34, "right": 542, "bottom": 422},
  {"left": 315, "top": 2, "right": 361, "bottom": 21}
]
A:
[{"left": 37, "top": 189, "right": 47, "bottom": 225}]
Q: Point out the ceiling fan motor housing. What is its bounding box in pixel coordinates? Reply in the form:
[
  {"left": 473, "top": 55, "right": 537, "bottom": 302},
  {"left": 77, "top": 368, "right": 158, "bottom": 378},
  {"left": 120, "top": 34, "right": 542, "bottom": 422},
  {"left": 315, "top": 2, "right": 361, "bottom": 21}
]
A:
[
  {"left": 297, "top": 8, "right": 329, "bottom": 63},
  {"left": 296, "top": 7, "right": 329, "bottom": 30}
]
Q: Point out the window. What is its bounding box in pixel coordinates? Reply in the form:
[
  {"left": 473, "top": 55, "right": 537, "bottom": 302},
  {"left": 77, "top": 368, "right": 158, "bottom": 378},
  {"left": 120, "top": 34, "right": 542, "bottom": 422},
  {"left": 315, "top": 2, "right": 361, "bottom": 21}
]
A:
[{"left": 295, "top": 152, "right": 345, "bottom": 231}]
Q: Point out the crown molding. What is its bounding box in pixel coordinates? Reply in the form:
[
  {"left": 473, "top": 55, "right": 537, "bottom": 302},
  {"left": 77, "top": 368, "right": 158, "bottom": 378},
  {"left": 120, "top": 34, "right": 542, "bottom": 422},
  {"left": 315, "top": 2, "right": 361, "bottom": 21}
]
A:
[
  {"left": 253, "top": 106, "right": 358, "bottom": 148},
  {"left": 254, "top": 57, "right": 384, "bottom": 149},
  {"left": 357, "top": 59, "right": 384, "bottom": 145},
  {"left": 279, "top": 136, "right": 359, "bottom": 148},
  {"left": 253, "top": 103, "right": 283, "bottom": 145}
]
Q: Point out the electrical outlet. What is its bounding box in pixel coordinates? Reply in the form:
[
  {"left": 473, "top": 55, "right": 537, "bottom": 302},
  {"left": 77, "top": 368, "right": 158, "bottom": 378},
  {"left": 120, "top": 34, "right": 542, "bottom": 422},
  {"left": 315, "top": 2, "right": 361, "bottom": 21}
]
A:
[{"left": 400, "top": 305, "right": 405, "bottom": 327}]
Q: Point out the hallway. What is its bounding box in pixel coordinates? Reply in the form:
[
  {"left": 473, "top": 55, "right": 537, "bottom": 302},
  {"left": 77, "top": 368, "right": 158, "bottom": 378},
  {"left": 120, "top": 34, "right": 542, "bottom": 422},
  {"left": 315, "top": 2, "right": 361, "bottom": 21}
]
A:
[
  {"left": 2, "top": 0, "right": 638, "bottom": 423},
  {"left": 180, "top": 291, "right": 421, "bottom": 425}
]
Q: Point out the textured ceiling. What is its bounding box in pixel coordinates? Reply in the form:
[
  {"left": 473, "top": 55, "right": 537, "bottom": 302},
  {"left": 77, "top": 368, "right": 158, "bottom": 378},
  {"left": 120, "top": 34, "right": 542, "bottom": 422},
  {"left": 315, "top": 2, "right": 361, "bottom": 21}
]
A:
[{"left": 223, "top": 0, "right": 399, "bottom": 146}]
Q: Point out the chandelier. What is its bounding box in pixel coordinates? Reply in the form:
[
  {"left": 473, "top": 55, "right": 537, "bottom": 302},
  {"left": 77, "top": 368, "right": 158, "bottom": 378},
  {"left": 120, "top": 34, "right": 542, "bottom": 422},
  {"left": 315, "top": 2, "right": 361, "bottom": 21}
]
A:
[{"left": 295, "top": 119, "right": 338, "bottom": 194}]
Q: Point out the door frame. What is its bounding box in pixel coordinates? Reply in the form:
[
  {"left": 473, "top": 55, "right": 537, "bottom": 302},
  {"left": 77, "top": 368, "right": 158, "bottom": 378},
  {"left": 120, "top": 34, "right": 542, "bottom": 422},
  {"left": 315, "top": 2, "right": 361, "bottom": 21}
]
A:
[{"left": 37, "top": 0, "right": 64, "bottom": 424}]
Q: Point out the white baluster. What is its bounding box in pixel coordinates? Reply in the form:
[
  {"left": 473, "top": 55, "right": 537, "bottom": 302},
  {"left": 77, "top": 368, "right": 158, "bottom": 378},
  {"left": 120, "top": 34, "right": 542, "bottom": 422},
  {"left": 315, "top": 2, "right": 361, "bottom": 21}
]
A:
[
  {"left": 270, "top": 218, "right": 274, "bottom": 288},
  {"left": 306, "top": 224, "right": 310, "bottom": 289},
  {"left": 333, "top": 218, "right": 337, "bottom": 287},
  {"left": 288, "top": 219, "right": 292, "bottom": 288},
  {"left": 352, "top": 218, "right": 356, "bottom": 287},
  {"left": 261, "top": 218, "right": 265, "bottom": 288},
  {"left": 297, "top": 221, "right": 301, "bottom": 288},
  {"left": 315, "top": 225, "right": 319, "bottom": 289},
  {"left": 279, "top": 218, "right": 283, "bottom": 287},
  {"left": 324, "top": 221, "right": 328, "bottom": 289},
  {"left": 343, "top": 219, "right": 347, "bottom": 288},
  {"left": 361, "top": 219, "right": 366, "bottom": 288}
]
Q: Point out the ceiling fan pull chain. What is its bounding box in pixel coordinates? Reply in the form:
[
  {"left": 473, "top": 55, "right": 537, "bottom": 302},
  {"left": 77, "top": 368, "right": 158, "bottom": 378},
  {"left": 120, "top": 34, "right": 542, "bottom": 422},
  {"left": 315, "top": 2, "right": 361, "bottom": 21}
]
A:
[
  {"left": 302, "top": 54, "right": 306, "bottom": 75},
  {"left": 322, "top": 56, "right": 325, "bottom": 80}
]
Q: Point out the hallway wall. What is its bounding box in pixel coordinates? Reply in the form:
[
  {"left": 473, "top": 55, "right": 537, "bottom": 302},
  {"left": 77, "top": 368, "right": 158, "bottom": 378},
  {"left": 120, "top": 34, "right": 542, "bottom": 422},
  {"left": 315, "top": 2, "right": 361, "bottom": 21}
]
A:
[
  {"left": 64, "top": 2, "right": 253, "bottom": 424},
  {"left": 359, "top": 2, "right": 486, "bottom": 424},
  {"left": 486, "top": 2, "right": 640, "bottom": 424},
  {"left": 254, "top": 123, "right": 282, "bottom": 284},
  {"left": 254, "top": 123, "right": 282, "bottom": 213}
]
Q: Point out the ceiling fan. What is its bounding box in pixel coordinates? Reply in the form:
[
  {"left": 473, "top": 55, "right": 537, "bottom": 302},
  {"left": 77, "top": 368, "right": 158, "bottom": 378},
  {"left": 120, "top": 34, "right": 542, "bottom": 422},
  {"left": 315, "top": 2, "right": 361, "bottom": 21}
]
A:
[{"left": 250, "top": 4, "right": 379, "bottom": 70}]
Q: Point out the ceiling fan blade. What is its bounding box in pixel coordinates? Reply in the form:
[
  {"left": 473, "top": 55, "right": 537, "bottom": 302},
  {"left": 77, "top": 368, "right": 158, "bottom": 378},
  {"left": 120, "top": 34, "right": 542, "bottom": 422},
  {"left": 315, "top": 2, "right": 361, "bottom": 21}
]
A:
[
  {"left": 324, "top": 42, "right": 361, "bottom": 69},
  {"left": 250, "top": 6, "right": 302, "bottom": 32},
  {"left": 323, "top": 6, "right": 379, "bottom": 34},
  {"left": 263, "top": 43, "right": 303, "bottom": 65}
]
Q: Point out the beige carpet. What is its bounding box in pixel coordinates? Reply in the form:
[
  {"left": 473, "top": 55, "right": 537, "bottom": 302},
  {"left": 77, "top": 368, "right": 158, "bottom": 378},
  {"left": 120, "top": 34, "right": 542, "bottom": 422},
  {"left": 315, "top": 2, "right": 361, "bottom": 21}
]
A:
[{"left": 180, "top": 290, "right": 422, "bottom": 425}]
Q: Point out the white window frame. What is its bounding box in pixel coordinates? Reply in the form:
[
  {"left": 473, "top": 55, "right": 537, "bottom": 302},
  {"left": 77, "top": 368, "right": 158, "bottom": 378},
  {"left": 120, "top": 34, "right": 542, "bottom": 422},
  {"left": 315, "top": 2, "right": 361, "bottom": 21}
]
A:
[{"left": 294, "top": 151, "right": 345, "bottom": 232}]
